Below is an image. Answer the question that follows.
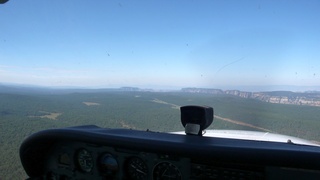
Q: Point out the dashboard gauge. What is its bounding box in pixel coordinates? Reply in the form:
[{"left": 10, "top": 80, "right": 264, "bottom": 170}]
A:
[
  {"left": 100, "top": 153, "right": 118, "bottom": 175},
  {"left": 153, "top": 162, "right": 181, "bottom": 180},
  {"left": 76, "top": 149, "right": 94, "bottom": 173},
  {"left": 58, "top": 153, "right": 71, "bottom": 166},
  {"left": 126, "top": 157, "right": 148, "bottom": 180}
]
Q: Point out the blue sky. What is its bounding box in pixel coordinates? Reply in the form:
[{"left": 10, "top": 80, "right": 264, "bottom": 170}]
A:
[{"left": 1, "top": 0, "right": 320, "bottom": 91}]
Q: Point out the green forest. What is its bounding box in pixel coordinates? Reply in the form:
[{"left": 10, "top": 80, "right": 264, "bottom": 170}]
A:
[{"left": 1, "top": 91, "right": 320, "bottom": 179}]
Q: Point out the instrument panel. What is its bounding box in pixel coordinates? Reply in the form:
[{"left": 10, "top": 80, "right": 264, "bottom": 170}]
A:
[
  {"left": 44, "top": 141, "right": 267, "bottom": 179},
  {"left": 20, "top": 125, "right": 320, "bottom": 179},
  {"left": 45, "top": 141, "right": 189, "bottom": 179}
]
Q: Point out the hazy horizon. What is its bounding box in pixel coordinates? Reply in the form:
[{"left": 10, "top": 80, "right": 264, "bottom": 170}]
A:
[{"left": 2, "top": 81, "right": 320, "bottom": 93}]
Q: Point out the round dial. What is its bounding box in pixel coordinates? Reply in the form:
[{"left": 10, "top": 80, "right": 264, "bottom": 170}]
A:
[
  {"left": 126, "top": 157, "right": 148, "bottom": 180},
  {"left": 77, "top": 149, "right": 94, "bottom": 173},
  {"left": 153, "top": 162, "right": 181, "bottom": 180},
  {"left": 100, "top": 153, "right": 118, "bottom": 175}
]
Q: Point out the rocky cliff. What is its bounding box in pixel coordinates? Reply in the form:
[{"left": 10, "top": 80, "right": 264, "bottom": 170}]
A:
[{"left": 181, "top": 88, "right": 320, "bottom": 107}]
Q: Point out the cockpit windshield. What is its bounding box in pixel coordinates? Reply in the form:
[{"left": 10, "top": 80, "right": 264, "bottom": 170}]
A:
[{"left": 1, "top": 0, "right": 320, "bottom": 178}]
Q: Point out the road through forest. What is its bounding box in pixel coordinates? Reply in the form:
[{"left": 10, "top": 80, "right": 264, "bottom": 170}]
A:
[{"left": 152, "top": 98, "right": 272, "bottom": 132}]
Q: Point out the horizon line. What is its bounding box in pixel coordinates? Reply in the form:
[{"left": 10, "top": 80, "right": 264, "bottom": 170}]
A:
[{"left": 1, "top": 82, "right": 320, "bottom": 93}]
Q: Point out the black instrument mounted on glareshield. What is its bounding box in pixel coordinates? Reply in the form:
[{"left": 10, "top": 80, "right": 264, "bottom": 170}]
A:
[{"left": 180, "top": 105, "right": 214, "bottom": 136}]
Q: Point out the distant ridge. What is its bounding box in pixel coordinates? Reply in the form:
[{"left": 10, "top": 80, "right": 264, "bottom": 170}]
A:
[
  {"left": 1, "top": 84, "right": 320, "bottom": 107},
  {"left": 0, "top": 84, "right": 155, "bottom": 94},
  {"left": 181, "top": 88, "right": 320, "bottom": 107}
]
